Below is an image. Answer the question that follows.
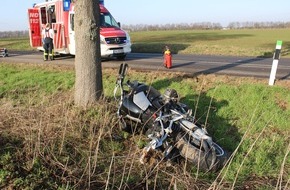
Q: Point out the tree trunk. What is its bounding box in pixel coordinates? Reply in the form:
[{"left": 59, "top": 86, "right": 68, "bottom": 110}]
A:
[{"left": 74, "top": 0, "right": 103, "bottom": 107}]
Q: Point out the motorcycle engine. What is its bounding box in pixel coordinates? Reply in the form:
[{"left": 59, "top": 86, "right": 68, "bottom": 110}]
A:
[{"left": 145, "top": 121, "right": 163, "bottom": 138}]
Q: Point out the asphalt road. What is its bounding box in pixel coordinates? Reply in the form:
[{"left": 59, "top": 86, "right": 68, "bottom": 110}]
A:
[{"left": 2, "top": 51, "right": 290, "bottom": 80}]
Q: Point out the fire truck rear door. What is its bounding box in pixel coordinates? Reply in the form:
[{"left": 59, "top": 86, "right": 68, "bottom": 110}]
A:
[{"left": 28, "top": 8, "right": 42, "bottom": 47}]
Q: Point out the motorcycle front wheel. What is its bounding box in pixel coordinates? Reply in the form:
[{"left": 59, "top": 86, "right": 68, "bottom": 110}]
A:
[{"left": 176, "top": 133, "right": 229, "bottom": 172}]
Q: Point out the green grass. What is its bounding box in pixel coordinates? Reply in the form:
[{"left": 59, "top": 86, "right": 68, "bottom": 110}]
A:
[
  {"left": 0, "top": 37, "right": 34, "bottom": 51},
  {"left": 0, "top": 64, "right": 74, "bottom": 105},
  {"left": 142, "top": 74, "right": 290, "bottom": 182},
  {"left": 130, "top": 29, "right": 290, "bottom": 57},
  {"left": 0, "top": 64, "right": 289, "bottom": 189}
]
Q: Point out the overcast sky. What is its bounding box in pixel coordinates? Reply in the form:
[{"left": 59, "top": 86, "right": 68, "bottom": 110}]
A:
[{"left": 0, "top": 0, "right": 289, "bottom": 31}]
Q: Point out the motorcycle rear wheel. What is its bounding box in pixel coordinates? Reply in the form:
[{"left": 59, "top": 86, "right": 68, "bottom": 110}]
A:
[{"left": 176, "top": 133, "right": 229, "bottom": 172}]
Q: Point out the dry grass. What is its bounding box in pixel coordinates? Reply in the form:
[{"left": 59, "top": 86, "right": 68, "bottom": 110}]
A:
[
  {"left": 0, "top": 90, "right": 288, "bottom": 189},
  {"left": 0, "top": 91, "right": 211, "bottom": 189},
  {"left": 0, "top": 64, "right": 289, "bottom": 189}
]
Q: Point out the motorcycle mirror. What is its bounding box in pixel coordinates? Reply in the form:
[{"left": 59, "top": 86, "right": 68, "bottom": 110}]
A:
[
  {"left": 118, "top": 63, "right": 124, "bottom": 75},
  {"left": 121, "top": 63, "right": 128, "bottom": 77}
]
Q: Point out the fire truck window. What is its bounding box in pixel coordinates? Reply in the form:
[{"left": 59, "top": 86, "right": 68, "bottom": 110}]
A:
[
  {"left": 70, "top": 14, "right": 74, "bottom": 31},
  {"left": 104, "top": 15, "right": 111, "bottom": 26},
  {"left": 100, "top": 12, "right": 119, "bottom": 28},
  {"left": 49, "top": 6, "right": 56, "bottom": 23},
  {"left": 40, "top": 7, "right": 47, "bottom": 24}
]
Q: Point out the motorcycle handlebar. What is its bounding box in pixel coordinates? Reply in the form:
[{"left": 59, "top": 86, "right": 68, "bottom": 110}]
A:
[{"left": 116, "top": 63, "right": 128, "bottom": 86}]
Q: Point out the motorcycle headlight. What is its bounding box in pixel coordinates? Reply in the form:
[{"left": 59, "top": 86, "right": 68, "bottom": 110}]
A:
[{"left": 163, "top": 88, "right": 179, "bottom": 102}]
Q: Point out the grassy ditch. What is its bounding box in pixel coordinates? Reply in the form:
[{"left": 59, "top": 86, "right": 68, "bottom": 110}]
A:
[{"left": 0, "top": 63, "right": 289, "bottom": 189}]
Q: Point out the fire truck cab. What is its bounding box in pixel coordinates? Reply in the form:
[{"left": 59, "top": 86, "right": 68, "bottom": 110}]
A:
[{"left": 28, "top": 0, "right": 131, "bottom": 60}]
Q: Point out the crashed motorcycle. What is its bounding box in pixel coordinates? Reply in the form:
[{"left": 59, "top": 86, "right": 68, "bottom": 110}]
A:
[{"left": 114, "top": 63, "right": 229, "bottom": 171}]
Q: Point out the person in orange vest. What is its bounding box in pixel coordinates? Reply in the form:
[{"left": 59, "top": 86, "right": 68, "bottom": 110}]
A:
[
  {"left": 41, "top": 23, "right": 54, "bottom": 61},
  {"left": 163, "top": 45, "right": 172, "bottom": 69}
]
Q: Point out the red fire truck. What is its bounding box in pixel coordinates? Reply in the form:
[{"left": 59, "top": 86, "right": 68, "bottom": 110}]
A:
[{"left": 28, "top": 0, "right": 131, "bottom": 60}]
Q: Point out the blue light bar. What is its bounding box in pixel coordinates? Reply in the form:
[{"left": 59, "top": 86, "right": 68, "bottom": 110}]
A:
[{"left": 63, "top": 0, "right": 71, "bottom": 11}]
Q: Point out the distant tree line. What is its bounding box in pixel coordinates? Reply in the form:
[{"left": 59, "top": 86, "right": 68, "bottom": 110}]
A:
[
  {"left": 227, "top": 21, "right": 290, "bottom": 29},
  {"left": 122, "top": 22, "right": 223, "bottom": 31},
  {"left": 122, "top": 21, "right": 290, "bottom": 31},
  {"left": 0, "top": 21, "right": 289, "bottom": 37}
]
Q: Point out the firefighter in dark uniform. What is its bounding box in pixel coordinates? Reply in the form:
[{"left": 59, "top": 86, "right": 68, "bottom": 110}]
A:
[{"left": 42, "top": 23, "right": 54, "bottom": 61}]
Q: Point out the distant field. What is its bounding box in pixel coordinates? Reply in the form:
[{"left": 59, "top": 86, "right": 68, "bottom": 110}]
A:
[
  {"left": 0, "top": 37, "right": 33, "bottom": 51},
  {"left": 1, "top": 29, "right": 289, "bottom": 57},
  {"left": 130, "top": 29, "right": 290, "bottom": 58}
]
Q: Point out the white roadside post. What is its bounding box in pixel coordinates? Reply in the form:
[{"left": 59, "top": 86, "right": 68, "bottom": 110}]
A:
[{"left": 269, "top": 40, "right": 283, "bottom": 86}]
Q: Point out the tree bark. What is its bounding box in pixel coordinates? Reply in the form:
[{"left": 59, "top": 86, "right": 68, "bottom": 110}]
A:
[{"left": 74, "top": 0, "right": 103, "bottom": 107}]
